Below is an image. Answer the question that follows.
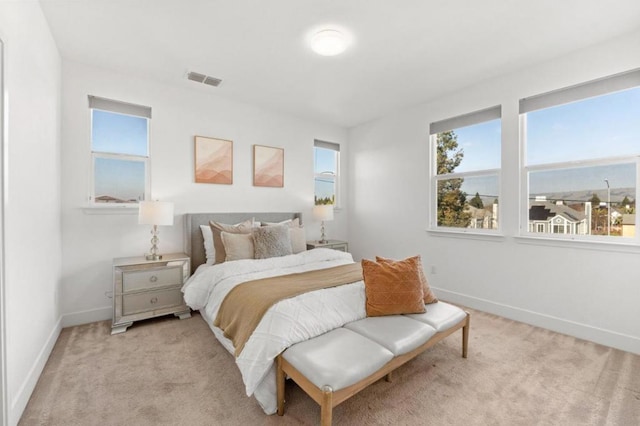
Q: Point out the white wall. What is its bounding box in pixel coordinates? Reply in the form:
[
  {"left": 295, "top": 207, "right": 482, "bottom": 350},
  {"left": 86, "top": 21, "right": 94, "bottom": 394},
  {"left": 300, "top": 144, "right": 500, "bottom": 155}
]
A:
[
  {"left": 60, "top": 60, "right": 348, "bottom": 324},
  {"left": 0, "top": 2, "right": 62, "bottom": 425},
  {"left": 348, "top": 30, "right": 640, "bottom": 355}
]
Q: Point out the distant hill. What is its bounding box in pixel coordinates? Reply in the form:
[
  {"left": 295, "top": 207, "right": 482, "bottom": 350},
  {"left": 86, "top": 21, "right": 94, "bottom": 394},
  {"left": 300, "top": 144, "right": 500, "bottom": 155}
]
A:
[
  {"left": 467, "top": 187, "right": 635, "bottom": 208},
  {"left": 530, "top": 188, "right": 635, "bottom": 204}
]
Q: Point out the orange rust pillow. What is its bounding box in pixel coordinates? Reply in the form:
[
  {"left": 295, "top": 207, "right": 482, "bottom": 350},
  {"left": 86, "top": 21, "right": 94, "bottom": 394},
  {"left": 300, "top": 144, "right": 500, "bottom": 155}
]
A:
[
  {"left": 361, "top": 257, "right": 426, "bottom": 317},
  {"left": 376, "top": 255, "right": 438, "bottom": 304}
]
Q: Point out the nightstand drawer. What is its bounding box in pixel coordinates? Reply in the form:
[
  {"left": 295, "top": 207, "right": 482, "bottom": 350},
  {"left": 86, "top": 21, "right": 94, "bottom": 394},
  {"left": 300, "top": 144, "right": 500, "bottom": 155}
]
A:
[
  {"left": 122, "top": 266, "right": 183, "bottom": 292},
  {"left": 122, "top": 287, "right": 184, "bottom": 316}
]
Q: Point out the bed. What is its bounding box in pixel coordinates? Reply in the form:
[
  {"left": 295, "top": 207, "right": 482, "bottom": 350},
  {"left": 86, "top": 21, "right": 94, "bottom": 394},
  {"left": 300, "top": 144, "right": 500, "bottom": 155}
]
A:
[{"left": 181, "top": 212, "right": 367, "bottom": 414}]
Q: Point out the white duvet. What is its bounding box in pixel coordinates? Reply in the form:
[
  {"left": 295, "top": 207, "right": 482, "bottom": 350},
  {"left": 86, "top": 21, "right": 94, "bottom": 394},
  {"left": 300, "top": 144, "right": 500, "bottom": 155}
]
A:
[{"left": 181, "top": 248, "right": 366, "bottom": 414}]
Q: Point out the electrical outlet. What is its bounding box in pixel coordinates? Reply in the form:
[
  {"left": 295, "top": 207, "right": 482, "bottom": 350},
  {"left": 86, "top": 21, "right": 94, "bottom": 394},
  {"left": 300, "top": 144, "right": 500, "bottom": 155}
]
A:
[{"left": 430, "top": 266, "right": 437, "bottom": 274}]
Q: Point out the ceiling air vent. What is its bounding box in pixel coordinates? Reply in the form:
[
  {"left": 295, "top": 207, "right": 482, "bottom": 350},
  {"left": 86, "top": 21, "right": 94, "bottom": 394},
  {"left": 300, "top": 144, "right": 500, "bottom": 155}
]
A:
[
  {"left": 204, "top": 76, "right": 222, "bottom": 87},
  {"left": 187, "top": 71, "right": 222, "bottom": 87}
]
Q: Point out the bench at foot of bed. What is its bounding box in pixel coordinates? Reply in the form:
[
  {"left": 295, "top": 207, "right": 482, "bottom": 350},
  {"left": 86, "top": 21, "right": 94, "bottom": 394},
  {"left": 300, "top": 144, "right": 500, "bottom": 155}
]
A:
[{"left": 276, "top": 301, "right": 470, "bottom": 426}]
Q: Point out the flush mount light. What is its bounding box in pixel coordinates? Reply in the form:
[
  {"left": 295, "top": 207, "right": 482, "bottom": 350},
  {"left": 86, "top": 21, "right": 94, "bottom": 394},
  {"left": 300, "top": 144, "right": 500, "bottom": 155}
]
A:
[{"left": 311, "top": 29, "right": 348, "bottom": 56}]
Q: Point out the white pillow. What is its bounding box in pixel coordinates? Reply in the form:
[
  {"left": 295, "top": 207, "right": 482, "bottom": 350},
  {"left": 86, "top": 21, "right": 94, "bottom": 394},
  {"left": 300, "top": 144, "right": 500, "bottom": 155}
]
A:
[
  {"left": 262, "top": 218, "right": 300, "bottom": 228},
  {"left": 290, "top": 226, "right": 307, "bottom": 254},
  {"left": 200, "top": 225, "right": 215, "bottom": 265}
]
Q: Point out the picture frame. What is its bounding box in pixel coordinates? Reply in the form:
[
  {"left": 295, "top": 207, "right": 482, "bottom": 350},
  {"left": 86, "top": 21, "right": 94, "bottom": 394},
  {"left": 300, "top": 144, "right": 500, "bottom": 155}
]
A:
[
  {"left": 194, "top": 136, "right": 233, "bottom": 184},
  {"left": 253, "top": 144, "right": 284, "bottom": 187}
]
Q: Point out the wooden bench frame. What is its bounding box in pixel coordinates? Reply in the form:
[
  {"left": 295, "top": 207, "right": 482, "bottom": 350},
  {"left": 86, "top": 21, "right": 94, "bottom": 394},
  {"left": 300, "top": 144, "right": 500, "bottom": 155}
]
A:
[{"left": 276, "top": 311, "right": 470, "bottom": 426}]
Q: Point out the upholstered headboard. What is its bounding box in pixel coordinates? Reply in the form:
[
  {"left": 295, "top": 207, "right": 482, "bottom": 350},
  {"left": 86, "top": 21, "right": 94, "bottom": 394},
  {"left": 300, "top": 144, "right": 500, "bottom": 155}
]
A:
[{"left": 183, "top": 212, "right": 302, "bottom": 274}]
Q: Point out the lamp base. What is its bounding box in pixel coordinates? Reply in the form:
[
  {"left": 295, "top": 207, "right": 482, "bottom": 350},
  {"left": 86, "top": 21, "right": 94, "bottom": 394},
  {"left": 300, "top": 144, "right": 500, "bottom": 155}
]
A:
[
  {"left": 318, "top": 221, "right": 329, "bottom": 245},
  {"left": 146, "top": 225, "right": 163, "bottom": 261}
]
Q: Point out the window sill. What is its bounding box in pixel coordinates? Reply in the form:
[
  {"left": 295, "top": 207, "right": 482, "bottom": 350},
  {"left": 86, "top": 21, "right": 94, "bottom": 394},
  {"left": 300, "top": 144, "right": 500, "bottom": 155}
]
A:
[
  {"left": 82, "top": 204, "right": 138, "bottom": 215},
  {"left": 426, "top": 228, "right": 505, "bottom": 242},
  {"left": 514, "top": 234, "right": 640, "bottom": 253}
]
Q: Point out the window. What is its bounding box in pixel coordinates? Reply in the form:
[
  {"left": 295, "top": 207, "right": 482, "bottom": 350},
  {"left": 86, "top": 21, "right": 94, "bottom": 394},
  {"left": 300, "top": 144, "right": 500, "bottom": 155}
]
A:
[
  {"left": 314, "top": 140, "right": 340, "bottom": 206},
  {"left": 430, "top": 106, "right": 501, "bottom": 231},
  {"left": 520, "top": 69, "right": 640, "bottom": 241},
  {"left": 89, "top": 96, "right": 151, "bottom": 205}
]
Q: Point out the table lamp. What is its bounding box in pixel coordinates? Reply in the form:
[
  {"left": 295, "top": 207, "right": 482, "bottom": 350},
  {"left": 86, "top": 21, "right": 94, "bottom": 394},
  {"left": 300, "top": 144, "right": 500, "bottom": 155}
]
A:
[
  {"left": 313, "top": 205, "right": 334, "bottom": 244},
  {"left": 138, "top": 200, "right": 174, "bottom": 260}
]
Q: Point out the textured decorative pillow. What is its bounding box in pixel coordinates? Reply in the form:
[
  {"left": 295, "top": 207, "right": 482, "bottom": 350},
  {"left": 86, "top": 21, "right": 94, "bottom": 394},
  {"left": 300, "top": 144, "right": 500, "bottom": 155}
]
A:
[
  {"left": 221, "top": 232, "right": 255, "bottom": 261},
  {"left": 252, "top": 224, "right": 293, "bottom": 259},
  {"left": 376, "top": 255, "right": 438, "bottom": 304},
  {"left": 200, "top": 225, "right": 215, "bottom": 265},
  {"left": 210, "top": 219, "right": 254, "bottom": 264},
  {"left": 361, "top": 257, "right": 426, "bottom": 317},
  {"left": 289, "top": 226, "right": 307, "bottom": 254}
]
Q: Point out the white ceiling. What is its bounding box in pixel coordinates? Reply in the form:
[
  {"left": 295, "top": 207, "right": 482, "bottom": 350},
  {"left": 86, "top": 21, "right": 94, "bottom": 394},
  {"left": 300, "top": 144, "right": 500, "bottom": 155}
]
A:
[{"left": 40, "top": 0, "right": 640, "bottom": 128}]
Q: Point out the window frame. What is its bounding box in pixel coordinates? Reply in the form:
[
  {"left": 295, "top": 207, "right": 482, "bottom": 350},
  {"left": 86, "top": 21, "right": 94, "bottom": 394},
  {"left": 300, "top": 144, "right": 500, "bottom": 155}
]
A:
[
  {"left": 519, "top": 70, "right": 640, "bottom": 245},
  {"left": 88, "top": 95, "right": 152, "bottom": 207},
  {"left": 313, "top": 139, "right": 341, "bottom": 209},
  {"left": 429, "top": 106, "right": 502, "bottom": 235}
]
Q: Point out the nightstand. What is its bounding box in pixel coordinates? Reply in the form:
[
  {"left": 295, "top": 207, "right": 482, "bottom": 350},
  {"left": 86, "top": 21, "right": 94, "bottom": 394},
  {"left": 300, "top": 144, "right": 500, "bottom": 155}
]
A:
[
  {"left": 306, "top": 240, "right": 349, "bottom": 252},
  {"left": 112, "top": 252, "right": 191, "bottom": 335}
]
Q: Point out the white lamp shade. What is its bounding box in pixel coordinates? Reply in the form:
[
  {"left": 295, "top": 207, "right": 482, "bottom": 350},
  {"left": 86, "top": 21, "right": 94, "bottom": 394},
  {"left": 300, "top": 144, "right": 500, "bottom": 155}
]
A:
[
  {"left": 313, "top": 205, "right": 334, "bottom": 222},
  {"left": 138, "top": 201, "right": 174, "bottom": 226}
]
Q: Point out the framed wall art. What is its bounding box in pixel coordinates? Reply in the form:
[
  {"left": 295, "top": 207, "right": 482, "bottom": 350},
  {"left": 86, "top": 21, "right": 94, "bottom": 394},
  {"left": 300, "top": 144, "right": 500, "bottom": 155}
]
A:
[
  {"left": 253, "top": 144, "right": 284, "bottom": 187},
  {"left": 194, "top": 136, "right": 233, "bottom": 184}
]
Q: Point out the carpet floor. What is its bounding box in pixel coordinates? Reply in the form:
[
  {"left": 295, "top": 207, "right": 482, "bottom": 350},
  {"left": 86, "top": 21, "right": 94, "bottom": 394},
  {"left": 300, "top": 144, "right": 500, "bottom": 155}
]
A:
[{"left": 19, "top": 308, "right": 640, "bottom": 425}]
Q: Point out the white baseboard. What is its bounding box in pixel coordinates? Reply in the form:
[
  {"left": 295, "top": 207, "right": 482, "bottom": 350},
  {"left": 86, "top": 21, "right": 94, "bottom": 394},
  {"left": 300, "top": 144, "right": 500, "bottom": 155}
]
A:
[
  {"left": 435, "top": 288, "right": 640, "bottom": 355},
  {"left": 9, "top": 317, "right": 62, "bottom": 426},
  {"left": 61, "top": 306, "right": 111, "bottom": 328}
]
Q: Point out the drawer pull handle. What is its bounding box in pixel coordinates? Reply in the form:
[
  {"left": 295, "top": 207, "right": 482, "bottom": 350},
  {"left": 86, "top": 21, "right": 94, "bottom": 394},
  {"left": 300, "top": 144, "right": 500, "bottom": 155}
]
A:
[
  {"left": 149, "top": 275, "right": 158, "bottom": 283},
  {"left": 150, "top": 297, "right": 158, "bottom": 304}
]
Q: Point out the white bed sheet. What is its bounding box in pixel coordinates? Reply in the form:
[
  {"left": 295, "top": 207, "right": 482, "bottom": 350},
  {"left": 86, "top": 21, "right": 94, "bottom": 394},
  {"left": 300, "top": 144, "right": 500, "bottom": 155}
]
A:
[{"left": 182, "top": 248, "right": 366, "bottom": 414}]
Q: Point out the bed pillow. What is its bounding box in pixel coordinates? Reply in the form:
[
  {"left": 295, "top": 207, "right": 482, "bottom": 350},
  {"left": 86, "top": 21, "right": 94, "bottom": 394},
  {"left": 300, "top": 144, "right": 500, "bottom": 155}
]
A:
[
  {"left": 200, "top": 225, "right": 215, "bottom": 265},
  {"left": 261, "top": 218, "right": 300, "bottom": 228},
  {"left": 252, "top": 224, "right": 293, "bottom": 259},
  {"left": 210, "top": 219, "right": 254, "bottom": 264},
  {"left": 262, "top": 218, "right": 305, "bottom": 254},
  {"left": 289, "top": 226, "right": 307, "bottom": 254},
  {"left": 221, "top": 232, "right": 254, "bottom": 261},
  {"left": 361, "top": 257, "right": 426, "bottom": 317},
  {"left": 376, "top": 255, "right": 438, "bottom": 304}
]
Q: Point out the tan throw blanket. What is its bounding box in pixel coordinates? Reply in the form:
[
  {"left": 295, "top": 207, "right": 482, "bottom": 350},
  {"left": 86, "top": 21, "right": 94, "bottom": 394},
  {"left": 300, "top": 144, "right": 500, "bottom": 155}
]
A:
[{"left": 214, "top": 263, "right": 363, "bottom": 357}]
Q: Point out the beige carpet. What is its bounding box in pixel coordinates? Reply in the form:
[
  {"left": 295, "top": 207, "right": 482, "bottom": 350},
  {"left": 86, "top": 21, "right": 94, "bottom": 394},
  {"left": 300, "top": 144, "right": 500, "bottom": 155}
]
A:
[{"left": 19, "top": 309, "right": 639, "bottom": 425}]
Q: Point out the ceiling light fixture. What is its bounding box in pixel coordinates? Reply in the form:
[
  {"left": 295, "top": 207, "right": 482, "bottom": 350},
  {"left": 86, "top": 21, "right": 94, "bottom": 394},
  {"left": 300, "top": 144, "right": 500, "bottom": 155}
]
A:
[{"left": 310, "top": 29, "right": 348, "bottom": 56}]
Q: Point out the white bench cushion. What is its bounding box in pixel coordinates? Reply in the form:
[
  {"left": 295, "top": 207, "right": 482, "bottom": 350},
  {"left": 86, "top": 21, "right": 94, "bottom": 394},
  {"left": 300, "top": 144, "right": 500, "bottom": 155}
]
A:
[
  {"left": 344, "top": 316, "right": 437, "bottom": 356},
  {"left": 405, "top": 301, "right": 467, "bottom": 332},
  {"left": 282, "top": 328, "right": 394, "bottom": 392}
]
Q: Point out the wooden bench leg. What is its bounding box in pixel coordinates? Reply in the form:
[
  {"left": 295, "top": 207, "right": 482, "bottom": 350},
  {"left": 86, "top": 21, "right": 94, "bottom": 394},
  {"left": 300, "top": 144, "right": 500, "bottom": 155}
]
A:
[
  {"left": 462, "top": 314, "right": 470, "bottom": 359},
  {"left": 321, "top": 385, "right": 333, "bottom": 426},
  {"left": 385, "top": 371, "right": 393, "bottom": 382},
  {"left": 277, "top": 356, "right": 285, "bottom": 416}
]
